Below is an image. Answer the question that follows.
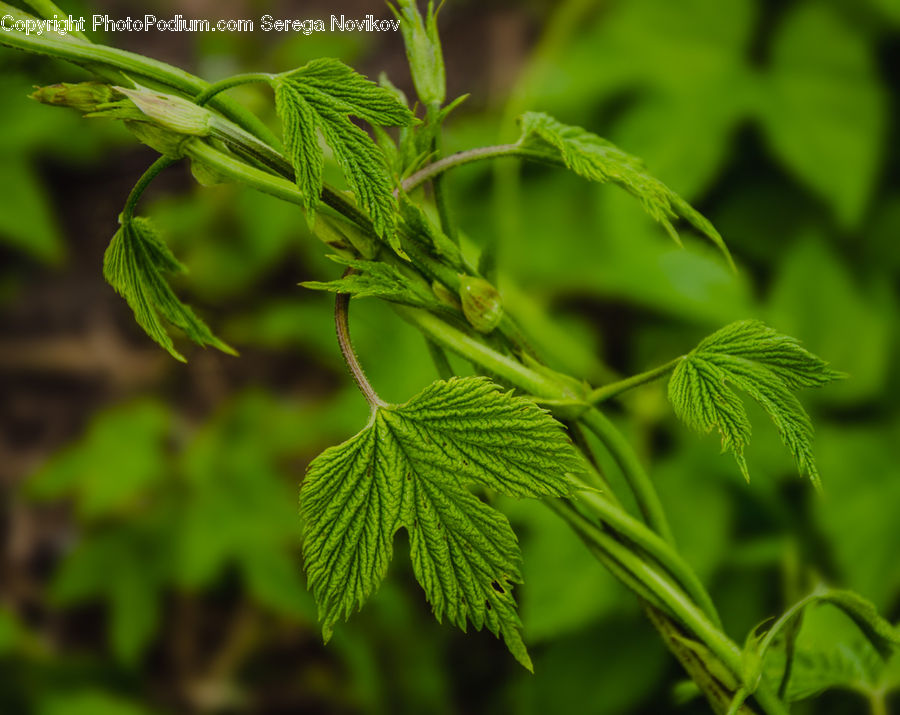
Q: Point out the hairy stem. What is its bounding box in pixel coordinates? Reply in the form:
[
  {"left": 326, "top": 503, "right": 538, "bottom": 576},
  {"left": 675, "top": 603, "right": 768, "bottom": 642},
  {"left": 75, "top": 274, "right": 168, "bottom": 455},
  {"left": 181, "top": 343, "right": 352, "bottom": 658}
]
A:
[
  {"left": 402, "top": 144, "right": 524, "bottom": 193},
  {"left": 335, "top": 274, "right": 384, "bottom": 410}
]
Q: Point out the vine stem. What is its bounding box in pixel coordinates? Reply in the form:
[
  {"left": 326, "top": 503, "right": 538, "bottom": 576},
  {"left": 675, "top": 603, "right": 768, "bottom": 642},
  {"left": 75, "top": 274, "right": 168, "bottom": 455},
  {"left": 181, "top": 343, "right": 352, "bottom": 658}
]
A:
[
  {"left": 579, "top": 408, "right": 676, "bottom": 545},
  {"left": 587, "top": 358, "right": 682, "bottom": 405},
  {"left": 334, "top": 271, "right": 385, "bottom": 410},
  {"left": 401, "top": 144, "right": 525, "bottom": 193},
  {"left": 192, "top": 73, "right": 275, "bottom": 107},
  {"left": 119, "top": 156, "right": 175, "bottom": 223}
]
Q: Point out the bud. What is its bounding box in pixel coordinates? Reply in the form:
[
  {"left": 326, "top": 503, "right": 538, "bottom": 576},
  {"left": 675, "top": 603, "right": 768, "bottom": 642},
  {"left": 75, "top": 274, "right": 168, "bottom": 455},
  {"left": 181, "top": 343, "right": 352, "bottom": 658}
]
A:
[
  {"left": 459, "top": 276, "right": 503, "bottom": 334},
  {"left": 115, "top": 86, "right": 213, "bottom": 136},
  {"left": 390, "top": 0, "right": 445, "bottom": 106},
  {"left": 30, "top": 82, "right": 117, "bottom": 113}
]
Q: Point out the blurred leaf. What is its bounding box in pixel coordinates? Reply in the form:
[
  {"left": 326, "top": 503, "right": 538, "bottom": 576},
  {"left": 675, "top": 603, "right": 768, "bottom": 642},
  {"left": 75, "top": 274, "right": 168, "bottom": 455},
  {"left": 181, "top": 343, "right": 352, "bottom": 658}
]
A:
[
  {"left": 813, "top": 425, "right": 900, "bottom": 610},
  {"left": 38, "top": 691, "right": 157, "bottom": 715},
  {"left": 174, "top": 393, "right": 304, "bottom": 611},
  {"left": 50, "top": 526, "right": 167, "bottom": 664},
  {"left": 760, "top": 3, "right": 886, "bottom": 226},
  {"left": 0, "top": 156, "right": 63, "bottom": 264},
  {"left": 0, "top": 608, "right": 23, "bottom": 656},
  {"left": 767, "top": 237, "right": 895, "bottom": 405},
  {"left": 29, "top": 401, "right": 170, "bottom": 519}
]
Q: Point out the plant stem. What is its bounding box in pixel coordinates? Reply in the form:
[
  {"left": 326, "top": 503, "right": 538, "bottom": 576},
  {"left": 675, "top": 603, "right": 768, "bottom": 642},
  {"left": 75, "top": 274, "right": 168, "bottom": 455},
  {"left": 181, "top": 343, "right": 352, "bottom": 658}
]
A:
[
  {"left": 551, "top": 500, "right": 790, "bottom": 715},
  {"left": 587, "top": 358, "right": 681, "bottom": 405},
  {"left": 576, "top": 490, "right": 721, "bottom": 627},
  {"left": 402, "top": 144, "right": 524, "bottom": 193},
  {"left": 192, "top": 73, "right": 274, "bottom": 107},
  {"left": 580, "top": 408, "right": 676, "bottom": 544},
  {"left": 22, "top": 0, "right": 88, "bottom": 41},
  {"left": 334, "top": 274, "right": 384, "bottom": 410},
  {"left": 120, "top": 156, "right": 175, "bottom": 222},
  {"left": 392, "top": 305, "right": 571, "bottom": 400}
]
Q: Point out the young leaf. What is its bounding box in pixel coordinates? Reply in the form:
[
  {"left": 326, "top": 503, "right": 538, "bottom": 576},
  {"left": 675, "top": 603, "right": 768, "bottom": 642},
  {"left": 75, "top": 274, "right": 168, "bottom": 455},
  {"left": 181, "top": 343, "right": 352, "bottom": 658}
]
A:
[
  {"left": 300, "top": 377, "right": 582, "bottom": 670},
  {"left": 668, "top": 320, "right": 843, "bottom": 488},
  {"left": 301, "top": 256, "right": 449, "bottom": 313},
  {"left": 103, "top": 216, "right": 234, "bottom": 362},
  {"left": 518, "top": 111, "right": 734, "bottom": 267},
  {"left": 390, "top": 0, "right": 446, "bottom": 106},
  {"left": 272, "top": 58, "right": 415, "bottom": 237}
]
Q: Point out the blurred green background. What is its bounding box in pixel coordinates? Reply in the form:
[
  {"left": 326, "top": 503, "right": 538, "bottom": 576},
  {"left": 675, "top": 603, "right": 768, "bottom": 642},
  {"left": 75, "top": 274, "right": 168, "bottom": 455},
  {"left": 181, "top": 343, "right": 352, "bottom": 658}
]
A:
[{"left": 1, "top": 0, "right": 899, "bottom": 713}]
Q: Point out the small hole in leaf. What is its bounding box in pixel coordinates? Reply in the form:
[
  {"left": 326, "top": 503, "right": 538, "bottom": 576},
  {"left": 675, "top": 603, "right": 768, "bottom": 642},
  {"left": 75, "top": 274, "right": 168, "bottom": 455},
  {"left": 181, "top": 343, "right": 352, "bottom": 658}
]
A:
[
  {"left": 485, "top": 600, "right": 492, "bottom": 611},
  {"left": 490, "top": 580, "right": 505, "bottom": 594}
]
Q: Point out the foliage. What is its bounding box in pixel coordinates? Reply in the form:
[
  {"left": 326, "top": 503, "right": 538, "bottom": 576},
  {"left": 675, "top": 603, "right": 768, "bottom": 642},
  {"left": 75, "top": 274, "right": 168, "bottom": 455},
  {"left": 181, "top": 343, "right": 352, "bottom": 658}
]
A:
[
  {"left": 302, "top": 377, "right": 580, "bottom": 668},
  {"left": 668, "top": 320, "right": 842, "bottom": 488}
]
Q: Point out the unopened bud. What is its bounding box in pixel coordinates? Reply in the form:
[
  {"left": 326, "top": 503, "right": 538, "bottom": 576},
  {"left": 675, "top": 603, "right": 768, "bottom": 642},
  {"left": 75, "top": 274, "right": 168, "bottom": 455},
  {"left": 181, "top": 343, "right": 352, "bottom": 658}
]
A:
[
  {"left": 459, "top": 276, "right": 503, "bottom": 334},
  {"left": 115, "top": 86, "right": 213, "bottom": 136},
  {"left": 30, "top": 82, "right": 117, "bottom": 113}
]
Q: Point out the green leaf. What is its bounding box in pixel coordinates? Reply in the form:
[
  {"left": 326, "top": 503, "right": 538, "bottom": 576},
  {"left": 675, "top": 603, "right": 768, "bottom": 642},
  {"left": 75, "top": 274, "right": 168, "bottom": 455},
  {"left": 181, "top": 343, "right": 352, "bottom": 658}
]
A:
[
  {"left": 300, "top": 377, "right": 581, "bottom": 669},
  {"left": 760, "top": 3, "right": 886, "bottom": 226},
  {"left": 272, "top": 58, "right": 414, "bottom": 236},
  {"left": 301, "top": 256, "right": 448, "bottom": 312},
  {"left": 103, "top": 216, "right": 235, "bottom": 362},
  {"left": 667, "top": 320, "right": 842, "bottom": 488},
  {"left": 390, "top": 0, "right": 446, "bottom": 106},
  {"left": 517, "top": 111, "right": 734, "bottom": 267}
]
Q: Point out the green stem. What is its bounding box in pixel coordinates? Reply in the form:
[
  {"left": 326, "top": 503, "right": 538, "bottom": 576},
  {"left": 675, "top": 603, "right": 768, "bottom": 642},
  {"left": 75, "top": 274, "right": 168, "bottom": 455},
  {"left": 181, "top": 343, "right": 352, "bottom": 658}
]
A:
[
  {"left": 587, "top": 358, "right": 681, "bottom": 405},
  {"left": 552, "top": 501, "right": 740, "bottom": 670},
  {"left": 21, "top": 0, "right": 88, "bottom": 41},
  {"left": 192, "top": 72, "right": 274, "bottom": 107},
  {"left": 392, "top": 305, "right": 571, "bottom": 400},
  {"left": 335, "top": 273, "right": 384, "bottom": 410},
  {"left": 402, "top": 144, "right": 524, "bottom": 192},
  {"left": 576, "top": 490, "right": 721, "bottom": 627},
  {"left": 580, "top": 408, "right": 676, "bottom": 545},
  {"left": 551, "top": 500, "right": 790, "bottom": 715},
  {"left": 120, "top": 156, "right": 175, "bottom": 222}
]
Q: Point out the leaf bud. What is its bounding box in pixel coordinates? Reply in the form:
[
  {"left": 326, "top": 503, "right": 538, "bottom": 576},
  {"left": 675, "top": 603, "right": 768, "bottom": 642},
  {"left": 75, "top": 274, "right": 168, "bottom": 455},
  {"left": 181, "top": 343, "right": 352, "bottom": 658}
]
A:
[{"left": 390, "top": 0, "right": 445, "bottom": 106}]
